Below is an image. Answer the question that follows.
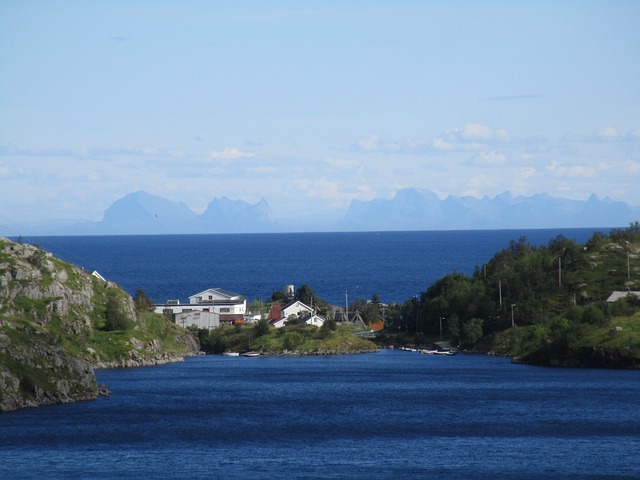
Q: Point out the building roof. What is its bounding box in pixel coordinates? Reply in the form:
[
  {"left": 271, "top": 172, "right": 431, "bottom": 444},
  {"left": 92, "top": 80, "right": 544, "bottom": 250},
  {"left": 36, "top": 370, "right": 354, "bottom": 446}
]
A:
[
  {"left": 606, "top": 291, "right": 640, "bottom": 302},
  {"left": 282, "top": 300, "right": 312, "bottom": 313},
  {"left": 267, "top": 304, "right": 282, "bottom": 321},
  {"left": 189, "top": 288, "right": 243, "bottom": 301}
]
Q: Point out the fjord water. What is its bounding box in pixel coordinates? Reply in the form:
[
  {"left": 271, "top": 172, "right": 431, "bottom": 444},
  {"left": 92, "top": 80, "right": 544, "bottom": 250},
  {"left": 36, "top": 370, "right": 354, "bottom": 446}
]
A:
[
  {"left": 24, "top": 228, "right": 604, "bottom": 305},
  {"left": 5, "top": 228, "right": 638, "bottom": 479},
  {"left": 1, "top": 351, "right": 639, "bottom": 479}
]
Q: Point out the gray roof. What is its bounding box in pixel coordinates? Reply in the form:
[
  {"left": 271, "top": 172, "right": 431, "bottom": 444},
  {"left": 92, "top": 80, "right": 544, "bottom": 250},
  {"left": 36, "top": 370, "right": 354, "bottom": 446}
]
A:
[{"left": 606, "top": 291, "right": 640, "bottom": 302}]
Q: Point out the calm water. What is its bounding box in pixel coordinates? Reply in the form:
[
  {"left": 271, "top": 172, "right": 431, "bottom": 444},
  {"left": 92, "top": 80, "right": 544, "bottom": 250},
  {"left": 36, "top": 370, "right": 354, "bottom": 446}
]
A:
[
  {"left": 23, "top": 229, "right": 604, "bottom": 305},
  {"left": 1, "top": 351, "right": 639, "bottom": 479},
  {"left": 5, "top": 228, "right": 636, "bottom": 479}
]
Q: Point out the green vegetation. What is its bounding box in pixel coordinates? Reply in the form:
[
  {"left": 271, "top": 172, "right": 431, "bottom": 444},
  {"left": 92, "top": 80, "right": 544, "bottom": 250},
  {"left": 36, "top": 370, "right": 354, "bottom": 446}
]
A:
[
  {"left": 383, "top": 223, "right": 640, "bottom": 367},
  {"left": 0, "top": 237, "right": 198, "bottom": 411},
  {"left": 195, "top": 321, "right": 375, "bottom": 355}
]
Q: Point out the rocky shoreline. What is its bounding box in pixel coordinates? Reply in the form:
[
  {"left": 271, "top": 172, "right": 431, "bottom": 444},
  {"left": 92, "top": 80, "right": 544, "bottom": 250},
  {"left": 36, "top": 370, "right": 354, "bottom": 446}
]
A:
[
  {"left": 247, "top": 346, "right": 380, "bottom": 357},
  {"left": 513, "top": 346, "right": 640, "bottom": 369}
]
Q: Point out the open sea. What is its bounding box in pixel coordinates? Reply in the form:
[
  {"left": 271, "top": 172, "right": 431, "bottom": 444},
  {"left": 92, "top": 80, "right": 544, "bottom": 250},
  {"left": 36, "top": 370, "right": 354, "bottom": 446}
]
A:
[
  {"left": 15, "top": 228, "right": 609, "bottom": 305},
  {"left": 3, "top": 228, "right": 639, "bottom": 479}
]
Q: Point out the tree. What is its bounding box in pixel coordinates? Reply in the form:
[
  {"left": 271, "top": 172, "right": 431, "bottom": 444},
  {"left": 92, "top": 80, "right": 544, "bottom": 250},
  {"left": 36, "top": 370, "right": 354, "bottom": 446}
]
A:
[
  {"left": 320, "top": 317, "right": 337, "bottom": 332},
  {"left": 285, "top": 314, "right": 303, "bottom": 326},
  {"left": 133, "top": 289, "right": 155, "bottom": 312},
  {"left": 270, "top": 290, "right": 286, "bottom": 303},
  {"left": 295, "top": 284, "right": 315, "bottom": 306},
  {"left": 460, "top": 318, "right": 483, "bottom": 347},
  {"left": 383, "top": 303, "right": 403, "bottom": 331},
  {"left": 254, "top": 319, "right": 270, "bottom": 337},
  {"left": 104, "top": 291, "right": 132, "bottom": 331}
]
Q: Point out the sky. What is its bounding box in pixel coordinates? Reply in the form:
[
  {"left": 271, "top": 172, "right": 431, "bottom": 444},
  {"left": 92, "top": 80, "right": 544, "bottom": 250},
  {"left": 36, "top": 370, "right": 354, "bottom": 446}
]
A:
[{"left": 1, "top": 0, "right": 639, "bottom": 229}]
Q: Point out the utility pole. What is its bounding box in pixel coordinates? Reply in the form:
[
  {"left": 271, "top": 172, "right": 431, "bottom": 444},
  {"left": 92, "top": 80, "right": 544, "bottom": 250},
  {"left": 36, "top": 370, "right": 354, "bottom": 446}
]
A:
[
  {"left": 558, "top": 256, "right": 562, "bottom": 288},
  {"left": 499, "top": 280, "right": 502, "bottom": 308},
  {"left": 439, "top": 317, "right": 443, "bottom": 340},
  {"left": 345, "top": 289, "right": 349, "bottom": 323},
  {"left": 511, "top": 304, "right": 516, "bottom": 327}
]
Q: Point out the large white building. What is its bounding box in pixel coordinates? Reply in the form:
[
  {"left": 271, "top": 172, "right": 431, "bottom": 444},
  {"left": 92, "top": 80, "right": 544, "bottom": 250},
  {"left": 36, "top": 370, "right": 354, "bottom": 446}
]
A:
[
  {"left": 174, "top": 310, "right": 220, "bottom": 330},
  {"left": 155, "top": 288, "right": 246, "bottom": 328}
]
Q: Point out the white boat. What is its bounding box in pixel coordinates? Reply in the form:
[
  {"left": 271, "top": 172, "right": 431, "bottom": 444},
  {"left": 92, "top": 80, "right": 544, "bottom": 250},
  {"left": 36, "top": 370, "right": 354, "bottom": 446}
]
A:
[
  {"left": 422, "top": 349, "right": 456, "bottom": 355},
  {"left": 223, "top": 352, "right": 240, "bottom": 356},
  {"left": 241, "top": 351, "right": 261, "bottom": 357}
]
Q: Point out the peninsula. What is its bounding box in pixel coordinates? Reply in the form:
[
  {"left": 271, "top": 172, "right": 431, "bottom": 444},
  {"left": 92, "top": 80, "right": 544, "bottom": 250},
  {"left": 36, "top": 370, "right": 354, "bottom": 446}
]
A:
[{"left": 0, "top": 237, "right": 199, "bottom": 412}]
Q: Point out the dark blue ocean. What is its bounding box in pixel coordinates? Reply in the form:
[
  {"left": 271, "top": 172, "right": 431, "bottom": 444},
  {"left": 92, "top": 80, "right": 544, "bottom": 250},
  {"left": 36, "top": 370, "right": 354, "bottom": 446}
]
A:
[
  {"left": 1, "top": 351, "right": 639, "bottom": 479},
  {"left": 4, "top": 228, "right": 638, "bottom": 479},
  {"left": 20, "top": 228, "right": 606, "bottom": 305}
]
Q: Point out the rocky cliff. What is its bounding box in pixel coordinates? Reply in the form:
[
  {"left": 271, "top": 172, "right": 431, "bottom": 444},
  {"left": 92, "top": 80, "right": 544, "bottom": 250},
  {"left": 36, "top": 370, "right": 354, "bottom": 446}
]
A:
[{"left": 0, "top": 237, "right": 199, "bottom": 412}]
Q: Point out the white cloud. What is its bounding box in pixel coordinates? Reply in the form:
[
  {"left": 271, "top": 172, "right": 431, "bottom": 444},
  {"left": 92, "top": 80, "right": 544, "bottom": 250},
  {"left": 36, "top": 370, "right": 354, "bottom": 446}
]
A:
[
  {"left": 431, "top": 137, "right": 453, "bottom": 151},
  {"left": 470, "top": 151, "right": 507, "bottom": 166},
  {"left": 495, "top": 128, "right": 510, "bottom": 142},
  {"left": 210, "top": 147, "right": 255, "bottom": 160},
  {"left": 430, "top": 123, "right": 510, "bottom": 153},
  {"left": 357, "top": 134, "right": 379, "bottom": 151},
  {"left": 461, "top": 122, "right": 494, "bottom": 141},
  {"left": 520, "top": 167, "right": 536, "bottom": 179},
  {"left": 285, "top": 177, "right": 375, "bottom": 210},
  {"left": 595, "top": 126, "right": 619, "bottom": 141}
]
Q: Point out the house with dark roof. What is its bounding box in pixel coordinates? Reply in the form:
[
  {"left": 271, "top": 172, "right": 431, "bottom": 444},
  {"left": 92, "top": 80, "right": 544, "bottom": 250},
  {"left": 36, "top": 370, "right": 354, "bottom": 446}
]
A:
[{"left": 268, "top": 300, "right": 325, "bottom": 328}]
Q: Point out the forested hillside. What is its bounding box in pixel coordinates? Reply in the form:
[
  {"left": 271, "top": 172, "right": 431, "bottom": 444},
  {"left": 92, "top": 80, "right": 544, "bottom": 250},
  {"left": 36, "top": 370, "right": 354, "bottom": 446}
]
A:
[{"left": 382, "top": 223, "right": 640, "bottom": 368}]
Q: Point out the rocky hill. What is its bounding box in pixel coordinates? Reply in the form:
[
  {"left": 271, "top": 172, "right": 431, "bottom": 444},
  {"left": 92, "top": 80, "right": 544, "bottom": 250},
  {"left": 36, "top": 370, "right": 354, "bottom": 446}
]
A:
[{"left": 0, "top": 237, "right": 199, "bottom": 412}]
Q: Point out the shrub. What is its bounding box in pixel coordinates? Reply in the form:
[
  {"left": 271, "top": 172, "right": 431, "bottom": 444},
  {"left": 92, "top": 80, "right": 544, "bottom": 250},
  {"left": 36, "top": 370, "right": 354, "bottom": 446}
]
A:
[{"left": 103, "top": 291, "right": 132, "bottom": 331}]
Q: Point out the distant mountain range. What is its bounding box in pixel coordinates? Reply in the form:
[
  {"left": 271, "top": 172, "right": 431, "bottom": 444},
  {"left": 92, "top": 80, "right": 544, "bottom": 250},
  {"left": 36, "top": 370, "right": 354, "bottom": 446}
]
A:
[
  {"left": 340, "top": 189, "right": 640, "bottom": 231},
  {"left": 43, "top": 191, "right": 277, "bottom": 235},
  {"left": 2, "top": 189, "right": 639, "bottom": 236}
]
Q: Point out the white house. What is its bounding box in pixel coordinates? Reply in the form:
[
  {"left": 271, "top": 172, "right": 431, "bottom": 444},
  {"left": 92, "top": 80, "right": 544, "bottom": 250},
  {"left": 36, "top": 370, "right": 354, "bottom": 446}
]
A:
[
  {"left": 155, "top": 288, "right": 247, "bottom": 327},
  {"left": 303, "top": 313, "right": 325, "bottom": 328},
  {"left": 174, "top": 310, "right": 220, "bottom": 330},
  {"left": 281, "top": 300, "right": 313, "bottom": 319},
  {"left": 270, "top": 300, "right": 325, "bottom": 328}
]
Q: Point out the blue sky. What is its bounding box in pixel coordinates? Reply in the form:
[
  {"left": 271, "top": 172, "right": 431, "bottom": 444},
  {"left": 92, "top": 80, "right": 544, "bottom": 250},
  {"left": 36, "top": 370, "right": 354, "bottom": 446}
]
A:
[{"left": 1, "top": 1, "right": 639, "bottom": 228}]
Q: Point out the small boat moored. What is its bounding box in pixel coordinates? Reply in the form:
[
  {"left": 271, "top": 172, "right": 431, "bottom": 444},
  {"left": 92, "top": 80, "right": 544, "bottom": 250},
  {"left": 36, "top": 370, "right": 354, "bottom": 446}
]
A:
[{"left": 240, "top": 351, "right": 261, "bottom": 357}]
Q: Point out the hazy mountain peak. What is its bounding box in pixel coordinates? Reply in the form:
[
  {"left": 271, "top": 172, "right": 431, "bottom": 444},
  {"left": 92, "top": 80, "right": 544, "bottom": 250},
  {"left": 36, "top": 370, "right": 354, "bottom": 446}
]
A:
[
  {"left": 102, "top": 191, "right": 196, "bottom": 224},
  {"left": 341, "top": 190, "right": 640, "bottom": 231},
  {"left": 198, "top": 196, "right": 275, "bottom": 232}
]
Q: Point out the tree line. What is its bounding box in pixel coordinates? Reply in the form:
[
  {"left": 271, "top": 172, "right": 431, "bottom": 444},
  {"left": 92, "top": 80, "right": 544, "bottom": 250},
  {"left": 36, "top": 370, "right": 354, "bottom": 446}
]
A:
[{"left": 382, "top": 223, "right": 640, "bottom": 348}]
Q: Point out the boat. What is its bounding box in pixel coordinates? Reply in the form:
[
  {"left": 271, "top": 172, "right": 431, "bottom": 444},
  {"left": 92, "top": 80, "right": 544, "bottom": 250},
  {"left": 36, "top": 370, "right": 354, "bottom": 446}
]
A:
[
  {"left": 240, "top": 351, "right": 261, "bottom": 357},
  {"left": 223, "top": 352, "right": 240, "bottom": 356},
  {"left": 421, "top": 349, "right": 456, "bottom": 355}
]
